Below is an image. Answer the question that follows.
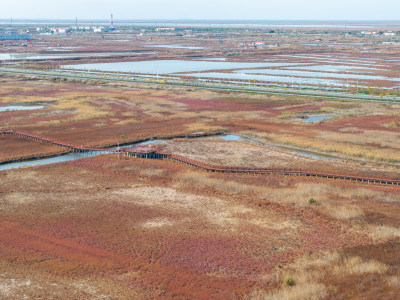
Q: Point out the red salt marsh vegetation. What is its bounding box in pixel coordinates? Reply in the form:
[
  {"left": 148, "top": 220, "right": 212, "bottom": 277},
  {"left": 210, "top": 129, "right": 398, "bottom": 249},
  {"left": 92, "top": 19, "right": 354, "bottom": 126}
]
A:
[
  {"left": 1, "top": 72, "right": 400, "bottom": 299},
  {"left": 2, "top": 75, "right": 400, "bottom": 169},
  {"left": 1, "top": 156, "right": 399, "bottom": 299},
  {"left": 0, "top": 135, "right": 70, "bottom": 163}
]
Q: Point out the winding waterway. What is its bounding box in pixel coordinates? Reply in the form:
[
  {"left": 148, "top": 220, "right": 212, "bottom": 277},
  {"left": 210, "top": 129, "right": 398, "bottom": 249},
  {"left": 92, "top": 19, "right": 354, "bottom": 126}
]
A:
[{"left": 0, "top": 134, "right": 336, "bottom": 171}]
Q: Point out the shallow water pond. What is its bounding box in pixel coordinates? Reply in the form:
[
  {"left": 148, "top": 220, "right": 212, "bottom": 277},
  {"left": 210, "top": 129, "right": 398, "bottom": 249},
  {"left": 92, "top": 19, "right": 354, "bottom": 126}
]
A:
[
  {"left": 303, "top": 115, "right": 334, "bottom": 123},
  {"left": 219, "top": 134, "right": 245, "bottom": 141},
  {"left": 63, "top": 60, "right": 303, "bottom": 74},
  {"left": 0, "top": 105, "right": 44, "bottom": 112}
]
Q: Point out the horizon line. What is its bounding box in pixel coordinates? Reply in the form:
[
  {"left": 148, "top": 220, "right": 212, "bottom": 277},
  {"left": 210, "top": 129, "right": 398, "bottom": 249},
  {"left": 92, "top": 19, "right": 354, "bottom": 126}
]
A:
[{"left": 1, "top": 19, "right": 400, "bottom": 22}]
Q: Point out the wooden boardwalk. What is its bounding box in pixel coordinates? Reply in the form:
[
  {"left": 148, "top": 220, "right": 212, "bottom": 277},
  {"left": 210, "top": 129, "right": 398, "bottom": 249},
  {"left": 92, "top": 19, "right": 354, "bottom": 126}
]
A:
[{"left": 1, "top": 129, "right": 399, "bottom": 186}]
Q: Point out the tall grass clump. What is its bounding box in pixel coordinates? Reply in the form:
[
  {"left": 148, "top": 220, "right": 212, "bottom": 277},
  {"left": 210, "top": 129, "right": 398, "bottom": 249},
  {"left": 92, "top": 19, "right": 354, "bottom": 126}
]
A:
[{"left": 175, "top": 171, "right": 265, "bottom": 196}]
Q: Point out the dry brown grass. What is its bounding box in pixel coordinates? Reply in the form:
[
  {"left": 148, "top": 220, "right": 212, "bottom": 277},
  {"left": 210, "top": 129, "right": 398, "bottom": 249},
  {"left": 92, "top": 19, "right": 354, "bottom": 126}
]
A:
[
  {"left": 254, "top": 282, "right": 328, "bottom": 300},
  {"left": 291, "top": 251, "right": 389, "bottom": 275},
  {"left": 346, "top": 188, "right": 400, "bottom": 203},
  {"left": 339, "top": 256, "right": 389, "bottom": 275},
  {"left": 108, "top": 162, "right": 169, "bottom": 179},
  {"left": 115, "top": 119, "right": 139, "bottom": 125},
  {"left": 261, "top": 182, "right": 330, "bottom": 207},
  {"left": 173, "top": 172, "right": 400, "bottom": 224},
  {"left": 5, "top": 193, "right": 34, "bottom": 206},
  {"left": 51, "top": 98, "right": 114, "bottom": 121},
  {"left": 385, "top": 120, "right": 400, "bottom": 128},
  {"left": 318, "top": 130, "right": 400, "bottom": 150},
  {"left": 367, "top": 224, "right": 400, "bottom": 242},
  {"left": 273, "top": 133, "right": 400, "bottom": 163},
  {"left": 256, "top": 181, "right": 366, "bottom": 219},
  {"left": 254, "top": 251, "right": 390, "bottom": 300},
  {"left": 244, "top": 130, "right": 400, "bottom": 163},
  {"left": 175, "top": 171, "right": 266, "bottom": 196},
  {"left": 264, "top": 182, "right": 368, "bottom": 220},
  {"left": 387, "top": 275, "right": 400, "bottom": 288},
  {"left": 138, "top": 168, "right": 168, "bottom": 178},
  {"left": 323, "top": 203, "right": 364, "bottom": 220},
  {"left": 184, "top": 122, "right": 227, "bottom": 133},
  {"left": 141, "top": 217, "right": 174, "bottom": 229}
]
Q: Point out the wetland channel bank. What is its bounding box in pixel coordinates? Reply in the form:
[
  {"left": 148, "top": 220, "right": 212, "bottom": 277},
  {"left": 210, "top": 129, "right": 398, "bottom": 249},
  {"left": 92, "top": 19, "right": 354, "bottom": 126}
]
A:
[{"left": 1, "top": 129, "right": 399, "bottom": 186}]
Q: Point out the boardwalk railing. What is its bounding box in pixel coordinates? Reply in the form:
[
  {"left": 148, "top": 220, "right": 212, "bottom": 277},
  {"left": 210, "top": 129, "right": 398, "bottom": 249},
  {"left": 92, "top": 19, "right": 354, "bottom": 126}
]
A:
[
  {"left": 1, "top": 129, "right": 399, "bottom": 186},
  {"left": 0, "top": 129, "right": 115, "bottom": 153},
  {"left": 163, "top": 152, "right": 400, "bottom": 186}
]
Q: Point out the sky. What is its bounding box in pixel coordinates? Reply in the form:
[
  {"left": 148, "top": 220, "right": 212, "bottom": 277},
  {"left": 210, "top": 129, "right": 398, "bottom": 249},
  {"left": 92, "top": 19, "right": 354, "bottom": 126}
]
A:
[{"left": 1, "top": 0, "right": 400, "bottom": 21}]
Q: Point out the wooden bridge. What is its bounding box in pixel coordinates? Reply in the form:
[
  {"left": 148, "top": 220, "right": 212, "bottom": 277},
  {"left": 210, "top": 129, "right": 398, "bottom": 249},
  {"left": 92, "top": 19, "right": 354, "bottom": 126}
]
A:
[
  {"left": 163, "top": 153, "right": 400, "bottom": 186},
  {"left": 0, "top": 129, "right": 160, "bottom": 156},
  {"left": 1, "top": 129, "right": 399, "bottom": 186},
  {"left": 0, "top": 129, "right": 115, "bottom": 153}
]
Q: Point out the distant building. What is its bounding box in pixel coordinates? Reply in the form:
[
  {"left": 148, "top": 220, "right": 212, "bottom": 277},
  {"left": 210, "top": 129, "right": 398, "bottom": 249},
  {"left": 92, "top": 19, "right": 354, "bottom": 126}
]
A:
[
  {"left": 155, "top": 27, "right": 175, "bottom": 32},
  {"left": 0, "top": 34, "right": 30, "bottom": 41},
  {"left": 50, "top": 28, "right": 69, "bottom": 35},
  {"left": 361, "top": 31, "right": 378, "bottom": 35},
  {"left": 383, "top": 31, "right": 395, "bottom": 36},
  {"left": 93, "top": 27, "right": 105, "bottom": 33},
  {"left": 238, "top": 41, "right": 268, "bottom": 48}
]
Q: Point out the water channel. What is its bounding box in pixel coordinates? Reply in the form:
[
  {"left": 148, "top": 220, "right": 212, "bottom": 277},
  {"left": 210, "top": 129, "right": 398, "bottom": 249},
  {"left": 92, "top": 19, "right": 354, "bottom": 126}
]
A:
[{"left": 0, "top": 134, "right": 337, "bottom": 171}]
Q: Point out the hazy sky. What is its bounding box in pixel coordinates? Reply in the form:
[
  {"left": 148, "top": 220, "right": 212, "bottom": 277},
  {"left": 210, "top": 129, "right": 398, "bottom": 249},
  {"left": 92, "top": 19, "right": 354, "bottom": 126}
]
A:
[{"left": 1, "top": 0, "right": 400, "bottom": 20}]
